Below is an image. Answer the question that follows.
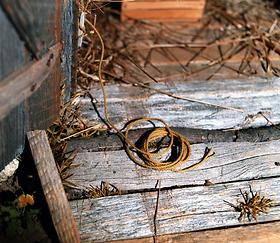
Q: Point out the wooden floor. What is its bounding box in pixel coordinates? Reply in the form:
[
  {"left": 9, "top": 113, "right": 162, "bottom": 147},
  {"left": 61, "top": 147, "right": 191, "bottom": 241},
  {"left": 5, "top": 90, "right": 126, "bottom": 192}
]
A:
[
  {"left": 67, "top": 75, "right": 280, "bottom": 242},
  {"left": 68, "top": 8, "right": 280, "bottom": 242}
]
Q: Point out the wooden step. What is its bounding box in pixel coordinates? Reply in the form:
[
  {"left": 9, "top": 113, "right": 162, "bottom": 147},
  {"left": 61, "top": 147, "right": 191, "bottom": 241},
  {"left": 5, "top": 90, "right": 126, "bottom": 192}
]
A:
[
  {"left": 68, "top": 139, "right": 280, "bottom": 192},
  {"left": 121, "top": 0, "right": 206, "bottom": 22},
  {"left": 70, "top": 177, "right": 280, "bottom": 242},
  {"left": 79, "top": 77, "right": 280, "bottom": 131}
]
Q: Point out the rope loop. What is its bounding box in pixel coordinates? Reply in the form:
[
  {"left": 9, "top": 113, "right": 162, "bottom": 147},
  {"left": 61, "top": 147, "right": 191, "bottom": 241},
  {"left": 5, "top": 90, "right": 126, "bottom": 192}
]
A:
[{"left": 123, "top": 118, "right": 213, "bottom": 172}]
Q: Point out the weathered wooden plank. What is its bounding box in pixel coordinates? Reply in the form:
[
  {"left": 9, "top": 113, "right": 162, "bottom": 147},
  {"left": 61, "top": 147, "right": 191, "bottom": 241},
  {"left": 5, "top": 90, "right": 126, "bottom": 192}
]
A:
[
  {"left": 68, "top": 140, "right": 280, "bottom": 191},
  {"left": 0, "top": 0, "right": 59, "bottom": 57},
  {"left": 0, "top": 7, "right": 30, "bottom": 80},
  {"left": 70, "top": 178, "right": 280, "bottom": 242},
  {"left": 108, "top": 221, "right": 280, "bottom": 243},
  {"left": 0, "top": 104, "right": 25, "bottom": 171},
  {"left": 61, "top": 0, "right": 76, "bottom": 101},
  {"left": 67, "top": 125, "right": 280, "bottom": 153},
  {"left": 27, "top": 130, "right": 80, "bottom": 243},
  {"left": 0, "top": 43, "right": 61, "bottom": 121},
  {"left": 80, "top": 77, "right": 280, "bottom": 130},
  {"left": 0, "top": 1, "right": 62, "bottom": 171}
]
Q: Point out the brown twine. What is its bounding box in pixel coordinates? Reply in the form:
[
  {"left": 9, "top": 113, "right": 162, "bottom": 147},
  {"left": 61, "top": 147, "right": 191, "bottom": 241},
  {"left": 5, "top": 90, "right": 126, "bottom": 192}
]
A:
[{"left": 85, "top": 19, "right": 214, "bottom": 172}]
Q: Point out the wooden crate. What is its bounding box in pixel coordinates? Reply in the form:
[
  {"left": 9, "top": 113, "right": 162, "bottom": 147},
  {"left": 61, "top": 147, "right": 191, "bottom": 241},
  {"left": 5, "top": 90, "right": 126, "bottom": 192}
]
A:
[{"left": 121, "top": 0, "right": 206, "bottom": 22}]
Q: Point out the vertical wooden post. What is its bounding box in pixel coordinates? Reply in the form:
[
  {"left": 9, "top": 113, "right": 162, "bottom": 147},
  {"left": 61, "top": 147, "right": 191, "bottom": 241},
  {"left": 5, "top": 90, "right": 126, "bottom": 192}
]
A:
[{"left": 27, "top": 130, "right": 80, "bottom": 243}]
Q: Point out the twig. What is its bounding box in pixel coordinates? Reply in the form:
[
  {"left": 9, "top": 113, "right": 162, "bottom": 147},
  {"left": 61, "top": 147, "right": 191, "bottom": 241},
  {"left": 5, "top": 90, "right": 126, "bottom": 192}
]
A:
[{"left": 153, "top": 180, "right": 161, "bottom": 243}]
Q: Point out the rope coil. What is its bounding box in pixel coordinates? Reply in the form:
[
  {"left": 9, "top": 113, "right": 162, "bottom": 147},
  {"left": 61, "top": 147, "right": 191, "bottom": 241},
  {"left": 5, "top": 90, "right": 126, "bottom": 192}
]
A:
[{"left": 85, "top": 18, "right": 214, "bottom": 172}]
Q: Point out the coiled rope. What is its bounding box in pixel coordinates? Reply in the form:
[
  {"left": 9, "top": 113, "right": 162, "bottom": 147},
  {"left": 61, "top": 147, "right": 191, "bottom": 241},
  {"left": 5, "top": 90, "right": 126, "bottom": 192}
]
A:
[{"left": 85, "top": 19, "right": 214, "bottom": 172}]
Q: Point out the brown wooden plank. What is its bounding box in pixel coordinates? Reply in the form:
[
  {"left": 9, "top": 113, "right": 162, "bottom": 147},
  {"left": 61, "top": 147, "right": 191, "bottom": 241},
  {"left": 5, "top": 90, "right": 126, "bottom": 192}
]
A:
[
  {"left": 27, "top": 130, "right": 80, "bottom": 243},
  {"left": 121, "top": 0, "right": 205, "bottom": 21},
  {"left": 123, "top": 1, "right": 205, "bottom": 10},
  {"left": 122, "top": 9, "right": 204, "bottom": 21},
  {"left": 68, "top": 139, "right": 280, "bottom": 192},
  {"left": 70, "top": 178, "right": 280, "bottom": 242},
  {"left": 108, "top": 221, "right": 280, "bottom": 243},
  {"left": 80, "top": 77, "right": 280, "bottom": 131},
  {"left": 0, "top": 43, "right": 61, "bottom": 121}
]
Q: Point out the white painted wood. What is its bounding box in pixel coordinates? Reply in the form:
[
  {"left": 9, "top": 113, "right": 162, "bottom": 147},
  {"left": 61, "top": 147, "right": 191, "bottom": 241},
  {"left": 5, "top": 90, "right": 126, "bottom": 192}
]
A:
[
  {"left": 70, "top": 178, "right": 280, "bottom": 242},
  {"left": 79, "top": 77, "right": 280, "bottom": 130},
  {"left": 69, "top": 140, "right": 280, "bottom": 191}
]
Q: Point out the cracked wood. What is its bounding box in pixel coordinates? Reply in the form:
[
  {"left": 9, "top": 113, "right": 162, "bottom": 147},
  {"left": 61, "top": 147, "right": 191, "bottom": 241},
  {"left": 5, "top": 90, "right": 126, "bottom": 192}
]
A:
[
  {"left": 68, "top": 139, "right": 280, "bottom": 192},
  {"left": 70, "top": 178, "right": 280, "bottom": 242},
  {"left": 79, "top": 77, "right": 280, "bottom": 130}
]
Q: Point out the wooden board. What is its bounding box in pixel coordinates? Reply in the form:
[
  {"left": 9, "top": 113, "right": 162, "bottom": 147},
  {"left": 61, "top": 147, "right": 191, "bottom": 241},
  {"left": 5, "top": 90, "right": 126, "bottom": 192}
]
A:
[
  {"left": 107, "top": 222, "right": 280, "bottom": 243},
  {"left": 70, "top": 178, "right": 280, "bottom": 242},
  {"left": 68, "top": 139, "right": 280, "bottom": 191},
  {"left": 79, "top": 77, "right": 280, "bottom": 130},
  {"left": 0, "top": 0, "right": 60, "bottom": 58},
  {"left": 122, "top": 0, "right": 206, "bottom": 22},
  {"left": 27, "top": 130, "right": 80, "bottom": 243},
  {"left": 0, "top": 0, "right": 71, "bottom": 171}
]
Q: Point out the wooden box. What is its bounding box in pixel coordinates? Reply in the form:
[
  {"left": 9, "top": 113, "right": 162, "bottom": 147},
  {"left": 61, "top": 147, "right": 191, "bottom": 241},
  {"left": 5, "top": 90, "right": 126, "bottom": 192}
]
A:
[{"left": 121, "top": 0, "right": 206, "bottom": 22}]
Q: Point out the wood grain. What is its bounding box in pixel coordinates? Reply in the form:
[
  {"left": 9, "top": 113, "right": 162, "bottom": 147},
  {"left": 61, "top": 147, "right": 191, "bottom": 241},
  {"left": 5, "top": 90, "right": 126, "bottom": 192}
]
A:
[
  {"left": 68, "top": 139, "right": 280, "bottom": 191},
  {"left": 0, "top": 43, "right": 61, "bottom": 121},
  {"left": 0, "top": 0, "right": 58, "bottom": 57},
  {"left": 122, "top": 0, "right": 205, "bottom": 22},
  {"left": 27, "top": 130, "right": 80, "bottom": 243},
  {"left": 0, "top": 7, "right": 30, "bottom": 80},
  {"left": 80, "top": 77, "right": 280, "bottom": 130},
  {"left": 0, "top": 1, "right": 62, "bottom": 171},
  {"left": 70, "top": 178, "right": 280, "bottom": 242}
]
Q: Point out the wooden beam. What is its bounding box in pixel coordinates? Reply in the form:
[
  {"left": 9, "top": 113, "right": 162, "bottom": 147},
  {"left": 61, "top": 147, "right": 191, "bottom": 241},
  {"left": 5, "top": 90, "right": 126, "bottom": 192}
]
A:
[
  {"left": 70, "top": 178, "right": 280, "bottom": 242},
  {"left": 0, "top": 43, "right": 61, "bottom": 121},
  {"left": 68, "top": 139, "right": 280, "bottom": 191},
  {"left": 27, "top": 130, "right": 80, "bottom": 243},
  {"left": 80, "top": 77, "right": 280, "bottom": 130}
]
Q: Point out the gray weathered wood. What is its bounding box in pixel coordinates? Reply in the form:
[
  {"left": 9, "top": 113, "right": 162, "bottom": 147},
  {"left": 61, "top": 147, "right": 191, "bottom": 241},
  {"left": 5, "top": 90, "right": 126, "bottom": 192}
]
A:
[
  {"left": 70, "top": 178, "right": 280, "bottom": 242},
  {"left": 68, "top": 140, "right": 280, "bottom": 191},
  {"left": 0, "top": 0, "right": 64, "bottom": 171},
  {"left": 79, "top": 77, "right": 280, "bottom": 130},
  {"left": 67, "top": 125, "right": 280, "bottom": 153},
  {"left": 27, "top": 130, "right": 80, "bottom": 243},
  {"left": 61, "top": 0, "right": 76, "bottom": 101},
  {"left": 0, "top": 7, "right": 29, "bottom": 80},
  {"left": 0, "top": 0, "right": 60, "bottom": 57},
  {"left": 0, "top": 43, "right": 61, "bottom": 121}
]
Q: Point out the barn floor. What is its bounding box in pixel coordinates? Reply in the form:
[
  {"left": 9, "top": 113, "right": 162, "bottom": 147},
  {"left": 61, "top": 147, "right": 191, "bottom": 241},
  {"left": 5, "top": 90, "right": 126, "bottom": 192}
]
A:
[{"left": 65, "top": 1, "right": 280, "bottom": 242}]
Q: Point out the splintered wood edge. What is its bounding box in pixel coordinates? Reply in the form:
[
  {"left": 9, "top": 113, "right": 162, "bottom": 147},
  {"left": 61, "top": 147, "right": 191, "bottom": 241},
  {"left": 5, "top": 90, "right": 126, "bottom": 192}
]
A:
[
  {"left": 27, "top": 130, "right": 80, "bottom": 243},
  {"left": 108, "top": 221, "right": 280, "bottom": 243}
]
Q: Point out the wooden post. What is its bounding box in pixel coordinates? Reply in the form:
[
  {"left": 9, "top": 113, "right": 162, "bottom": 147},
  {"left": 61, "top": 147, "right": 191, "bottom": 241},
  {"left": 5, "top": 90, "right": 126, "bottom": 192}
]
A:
[{"left": 27, "top": 130, "right": 80, "bottom": 243}]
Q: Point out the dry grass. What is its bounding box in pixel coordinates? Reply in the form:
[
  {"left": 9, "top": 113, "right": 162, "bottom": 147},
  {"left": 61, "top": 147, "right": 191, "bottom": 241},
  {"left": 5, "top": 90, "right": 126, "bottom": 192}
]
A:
[
  {"left": 76, "top": 0, "right": 280, "bottom": 90},
  {"left": 224, "top": 186, "right": 273, "bottom": 222},
  {"left": 85, "top": 181, "right": 121, "bottom": 198}
]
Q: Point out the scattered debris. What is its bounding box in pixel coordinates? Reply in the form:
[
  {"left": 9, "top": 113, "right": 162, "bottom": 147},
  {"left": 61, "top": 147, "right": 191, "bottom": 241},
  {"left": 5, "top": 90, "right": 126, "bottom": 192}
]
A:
[
  {"left": 224, "top": 186, "right": 273, "bottom": 221},
  {"left": 85, "top": 181, "right": 121, "bottom": 198},
  {"left": 47, "top": 88, "right": 105, "bottom": 188}
]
